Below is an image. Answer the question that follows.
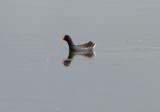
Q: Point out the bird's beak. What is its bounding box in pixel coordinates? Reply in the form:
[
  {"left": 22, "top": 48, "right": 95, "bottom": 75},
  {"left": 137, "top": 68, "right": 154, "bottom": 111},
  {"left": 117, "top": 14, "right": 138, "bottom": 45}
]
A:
[{"left": 61, "top": 36, "right": 64, "bottom": 40}]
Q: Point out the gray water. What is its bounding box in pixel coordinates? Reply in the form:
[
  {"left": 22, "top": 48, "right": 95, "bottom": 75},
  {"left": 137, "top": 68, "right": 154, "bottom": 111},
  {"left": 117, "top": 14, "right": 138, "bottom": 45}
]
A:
[{"left": 1, "top": 0, "right": 160, "bottom": 112}]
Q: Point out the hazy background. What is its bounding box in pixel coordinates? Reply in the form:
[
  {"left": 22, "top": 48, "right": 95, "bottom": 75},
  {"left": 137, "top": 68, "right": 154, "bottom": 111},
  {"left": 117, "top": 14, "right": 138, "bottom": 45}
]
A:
[{"left": 0, "top": 0, "right": 160, "bottom": 112}]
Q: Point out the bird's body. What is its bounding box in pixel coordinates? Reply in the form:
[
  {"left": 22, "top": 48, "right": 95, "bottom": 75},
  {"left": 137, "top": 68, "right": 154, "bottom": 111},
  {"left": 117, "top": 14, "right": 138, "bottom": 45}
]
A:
[{"left": 61, "top": 35, "right": 96, "bottom": 51}]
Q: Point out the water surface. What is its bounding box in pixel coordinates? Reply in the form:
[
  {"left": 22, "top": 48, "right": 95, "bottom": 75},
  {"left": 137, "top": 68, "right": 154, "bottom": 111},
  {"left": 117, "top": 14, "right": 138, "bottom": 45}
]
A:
[{"left": 0, "top": 0, "right": 160, "bottom": 112}]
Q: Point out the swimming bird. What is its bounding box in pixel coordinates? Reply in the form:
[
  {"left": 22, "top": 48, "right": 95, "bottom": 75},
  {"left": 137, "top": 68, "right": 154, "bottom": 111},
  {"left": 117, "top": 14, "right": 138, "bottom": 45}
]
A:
[{"left": 61, "top": 35, "right": 96, "bottom": 51}]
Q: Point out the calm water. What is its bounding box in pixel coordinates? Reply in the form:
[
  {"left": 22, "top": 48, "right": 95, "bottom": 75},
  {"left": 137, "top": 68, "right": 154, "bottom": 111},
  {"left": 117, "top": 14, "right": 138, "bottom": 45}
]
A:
[{"left": 1, "top": 0, "right": 160, "bottom": 112}]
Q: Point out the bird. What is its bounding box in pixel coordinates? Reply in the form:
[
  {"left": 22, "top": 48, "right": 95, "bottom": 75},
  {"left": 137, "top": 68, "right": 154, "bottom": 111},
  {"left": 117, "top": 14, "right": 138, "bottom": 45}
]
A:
[{"left": 61, "top": 35, "right": 96, "bottom": 51}]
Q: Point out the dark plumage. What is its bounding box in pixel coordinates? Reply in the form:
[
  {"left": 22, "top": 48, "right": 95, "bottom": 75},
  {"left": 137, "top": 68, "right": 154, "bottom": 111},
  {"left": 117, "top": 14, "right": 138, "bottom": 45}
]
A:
[{"left": 61, "top": 35, "right": 96, "bottom": 51}]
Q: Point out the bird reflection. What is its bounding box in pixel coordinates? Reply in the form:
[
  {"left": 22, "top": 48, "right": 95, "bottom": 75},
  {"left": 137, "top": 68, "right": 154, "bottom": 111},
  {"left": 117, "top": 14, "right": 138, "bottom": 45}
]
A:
[{"left": 61, "top": 50, "right": 95, "bottom": 67}]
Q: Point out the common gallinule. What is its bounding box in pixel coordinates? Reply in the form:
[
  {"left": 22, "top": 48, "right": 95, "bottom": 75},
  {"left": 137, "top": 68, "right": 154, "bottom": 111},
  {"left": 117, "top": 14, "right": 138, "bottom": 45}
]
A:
[{"left": 61, "top": 35, "right": 96, "bottom": 51}]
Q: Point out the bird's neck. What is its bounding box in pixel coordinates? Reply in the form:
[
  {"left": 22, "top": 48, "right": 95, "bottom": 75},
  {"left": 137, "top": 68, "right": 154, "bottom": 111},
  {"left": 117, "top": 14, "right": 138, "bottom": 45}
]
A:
[{"left": 67, "top": 39, "right": 75, "bottom": 50}]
